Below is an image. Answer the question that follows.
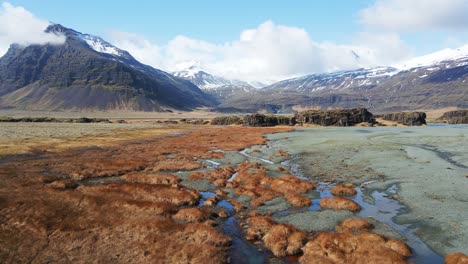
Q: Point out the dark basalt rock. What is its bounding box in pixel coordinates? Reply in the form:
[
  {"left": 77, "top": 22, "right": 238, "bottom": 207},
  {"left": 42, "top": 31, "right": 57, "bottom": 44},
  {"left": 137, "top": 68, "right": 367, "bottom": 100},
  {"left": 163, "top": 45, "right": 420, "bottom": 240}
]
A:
[
  {"left": 243, "top": 114, "right": 296, "bottom": 127},
  {"left": 211, "top": 116, "right": 243, "bottom": 125},
  {"left": 380, "top": 112, "right": 427, "bottom": 126},
  {"left": 295, "top": 108, "right": 375, "bottom": 126},
  {"left": 437, "top": 110, "right": 468, "bottom": 124}
]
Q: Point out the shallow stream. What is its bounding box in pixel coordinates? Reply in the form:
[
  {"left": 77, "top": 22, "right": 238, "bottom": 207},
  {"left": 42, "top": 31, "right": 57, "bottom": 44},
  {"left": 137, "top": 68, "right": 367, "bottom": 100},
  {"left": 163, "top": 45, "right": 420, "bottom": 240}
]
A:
[{"left": 200, "top": 142, "right": 444, "bottom": 263}]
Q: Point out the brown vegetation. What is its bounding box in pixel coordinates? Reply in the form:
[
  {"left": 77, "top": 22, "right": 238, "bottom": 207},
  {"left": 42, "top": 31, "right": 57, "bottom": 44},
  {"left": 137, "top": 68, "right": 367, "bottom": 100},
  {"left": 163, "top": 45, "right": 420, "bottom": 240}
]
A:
[
  {"left": 0, "top": 126, "right": 291, "bottom": 263},
  {"left": 331, "top": 184, "right": 357, "bottom": 196},
  {"left": 300, "top": 232, "right": 411, "bottom": 264},
  {"left": 298, "top": 218, "right": 411, "bottom": 263},
  {"left": 336, "top": 218, "right": 373, "bottom": 233},
  {"left": 172, "top": 207, "right": 210, "bottom": 223},
  {"left": 122, "top": 172, "right": 181, "bottom": 186},
  {"left": 319, "top": 196, "right": 361, "bottom": 212},
  {"left": 445, "top": 253, "right": 468, "bottom": 264},
  {"left": 230, "top": 161, "right": 315, "bottom": 207},
  {"left": 244, "top": 216, "right": 308, "bottom": 257}
]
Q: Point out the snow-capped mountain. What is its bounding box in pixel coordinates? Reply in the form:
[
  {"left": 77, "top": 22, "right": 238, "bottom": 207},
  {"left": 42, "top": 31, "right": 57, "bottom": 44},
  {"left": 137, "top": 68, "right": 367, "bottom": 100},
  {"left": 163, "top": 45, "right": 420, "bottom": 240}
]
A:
[
  {"left": 0, "top": 24, "right": 215, "bottom": 111},
  {"left": 219, "top": 45, "right": 468, "bottom": 113},
  {"left": 173, "top": 65, "right": 266, "bottom": 90},
  {"left": 172, "top": 66, "right": 265, "bottom": 101},
  {"left": 266, "top": 67, "right": 398, "bottom": 92}
]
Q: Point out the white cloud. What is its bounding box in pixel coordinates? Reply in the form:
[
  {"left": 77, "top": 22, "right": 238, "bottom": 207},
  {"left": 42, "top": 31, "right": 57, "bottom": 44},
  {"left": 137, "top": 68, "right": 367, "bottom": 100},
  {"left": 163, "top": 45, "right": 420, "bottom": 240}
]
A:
[
  {"left": 359, "top": 0, "right": 468, "bottom": 32},
  {"left": 0, "top": 2, "right": 65, "bottom": 56},
  {"left": 109, "top": 21, "right": 412, "bottom": 82}
]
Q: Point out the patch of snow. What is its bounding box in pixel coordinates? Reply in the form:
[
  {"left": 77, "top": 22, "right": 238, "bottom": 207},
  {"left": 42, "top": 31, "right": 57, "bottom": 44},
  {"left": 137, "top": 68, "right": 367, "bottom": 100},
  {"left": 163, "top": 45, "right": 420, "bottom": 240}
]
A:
[
  {"left": 81, "top": 34, "right": 122, "bottom": 56},
  {"left": 394, "top": 44, "right": 468, "bottom": 70}
]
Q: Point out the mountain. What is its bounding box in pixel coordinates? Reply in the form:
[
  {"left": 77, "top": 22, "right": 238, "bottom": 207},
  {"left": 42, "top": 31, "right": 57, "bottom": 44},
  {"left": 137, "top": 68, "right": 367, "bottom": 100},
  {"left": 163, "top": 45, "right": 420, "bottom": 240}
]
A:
[
  {"left": 0, "top": 24, "right": 215, "bottom": 111},
  {"left": 172, "top": 66, "right": 262, "bottom": 101},
  {"left": 219, "top": 46, "right": 468, "bottom": 113}
]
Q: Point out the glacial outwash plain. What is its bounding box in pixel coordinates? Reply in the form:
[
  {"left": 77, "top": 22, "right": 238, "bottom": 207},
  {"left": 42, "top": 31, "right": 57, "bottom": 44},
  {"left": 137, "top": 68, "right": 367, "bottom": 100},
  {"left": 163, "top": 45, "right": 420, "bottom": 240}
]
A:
[{"left": 0, "top": 110, "right": 466, "bottom": 263}]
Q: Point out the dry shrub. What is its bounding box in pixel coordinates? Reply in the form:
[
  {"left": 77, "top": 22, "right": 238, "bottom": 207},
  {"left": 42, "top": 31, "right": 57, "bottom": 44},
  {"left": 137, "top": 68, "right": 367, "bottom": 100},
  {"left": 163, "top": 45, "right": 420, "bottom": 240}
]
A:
[
  {"left": 277, "top": 166, "right": 289, "bottom": 173},
  {"left": 270, "top": 175, "right": 316, "bottom": 195},
  {"left": 226, "top": 198, "right": 244, "bottom": 212},
  {"left": 274, "top": 150, "right": 289, "bottom": 157},
  {"left": 172, "top": 207, "right": 209, "bottom": 223},
  {"left": 204, "top": 196, "right": 219, "bottom": 207},
  {"left": 445, "top": 253, "right": 468, "bottom": 264},
  {"left": 215, "top": 189, "right": 228, "bottom": 197},
  {"left": 122, "top": 172, "right": 181, "bottom": 186},
  {"left": 245, "top": 216, "right": 277, "bottom": 240},
  {"left": 319, "top": 196, "right": 361, "bottom": 212},
  {"left": 77, "top": 183, "right": 200, "bottom": 207},
  {"left": 183, "top": 224, "right": 231, "bottom": 247},
  {"left": 0, "top": 126, "right": 295, "bottom": 263},
  {"left": 153, "top": 159, "right": 203, "bottom": 172},
  {"left": 245, "top": 216, "right": 307, "bottom": 257},
  {"left": 299, "top": 232, "right": 411, "bottom": 264},
  {"left": 285, "top": 194, "right": 312, "bottom": 207},
  {"left": 336, "top": 218, "right": 373, "bottom": 232},
  {"left": 331, "top": 184, "right": 357, "bottom": 196},
  {"left": 287, "top": 231, "right": 308, "bottom": 255},
  {"left": 45, "top": 179, "right": 77, "bottom": 189},
  {"left": 188, "top": 167, "right": 235, "bottom": 181},
  {"left": 213, "top": 179, "right": 227, "bottom": 187},
  {"left": 232, "top": 162, "right": 316, "bottom": 208}
]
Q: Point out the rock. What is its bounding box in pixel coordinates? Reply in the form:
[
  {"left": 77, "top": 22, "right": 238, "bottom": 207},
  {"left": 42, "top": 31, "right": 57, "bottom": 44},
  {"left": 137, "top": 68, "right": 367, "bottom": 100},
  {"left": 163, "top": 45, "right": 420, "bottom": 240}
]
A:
[
  {"left": 295, "top": 108, "right": 375, "bottom": 126},
  {"left": 211, "top": 116, "right": 243, "bottom": 125},
  {"left": 242, "top": 114, "right": 296, "bottom": 127},
  {"left": 437, "top": 110, "right": 468, "bottom": 124},
  {"left": 379, "top": 112, "right": 427, "bottom": 126}
]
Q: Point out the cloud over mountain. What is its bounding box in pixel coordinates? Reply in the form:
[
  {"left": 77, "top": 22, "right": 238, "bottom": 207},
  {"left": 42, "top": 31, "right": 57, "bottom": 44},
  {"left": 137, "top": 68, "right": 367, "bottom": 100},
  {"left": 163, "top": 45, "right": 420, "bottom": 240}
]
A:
[
  {"left": 109, "top": 21, "right": 411, "bottom": 82},
  {"left": 0, "top": 2, "right": 65, "bottom": 56}
]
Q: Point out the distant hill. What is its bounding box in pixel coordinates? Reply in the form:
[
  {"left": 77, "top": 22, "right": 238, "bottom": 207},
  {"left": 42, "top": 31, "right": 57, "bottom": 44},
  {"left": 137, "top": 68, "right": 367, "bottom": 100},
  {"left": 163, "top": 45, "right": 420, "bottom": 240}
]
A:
[{"left": 0, "top": 24, "right": 216, "bottom": 111}]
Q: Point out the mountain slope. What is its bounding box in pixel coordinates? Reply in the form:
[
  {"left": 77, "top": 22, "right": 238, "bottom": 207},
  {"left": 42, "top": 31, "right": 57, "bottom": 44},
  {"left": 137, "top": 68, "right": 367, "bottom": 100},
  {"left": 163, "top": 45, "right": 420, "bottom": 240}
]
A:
[
  {"left": 0, "top": 24, "right": 215, "bottom": 111},
  {"left": 219, "top": 46, "right": 468, "bottom": 113},
  {"left": 172, "top": 66, "right": 261, "bottom": 101}
]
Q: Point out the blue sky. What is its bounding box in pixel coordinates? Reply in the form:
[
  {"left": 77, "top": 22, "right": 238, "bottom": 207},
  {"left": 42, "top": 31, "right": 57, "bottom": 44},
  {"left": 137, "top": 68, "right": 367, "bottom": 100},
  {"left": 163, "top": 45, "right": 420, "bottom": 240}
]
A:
[
  {"left": 7, "top": 0, "right": 373, "bottom": 44},
  {"left": 1, "top": 0, "right": 468, "bottom": 81}
]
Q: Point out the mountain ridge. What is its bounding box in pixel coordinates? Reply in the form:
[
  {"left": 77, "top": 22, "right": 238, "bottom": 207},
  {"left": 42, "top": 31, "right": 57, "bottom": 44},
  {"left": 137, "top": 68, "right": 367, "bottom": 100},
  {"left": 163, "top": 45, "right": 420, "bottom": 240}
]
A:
[{"left": 0, "top": 24, "right": 216, "bottom": 111}]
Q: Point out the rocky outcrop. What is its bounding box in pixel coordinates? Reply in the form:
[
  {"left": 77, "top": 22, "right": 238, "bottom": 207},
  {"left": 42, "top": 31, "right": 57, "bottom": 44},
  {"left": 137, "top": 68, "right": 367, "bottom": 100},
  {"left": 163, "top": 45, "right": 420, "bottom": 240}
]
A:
[
  {"left": 380, "top": 112, "right": 427, "bottom": 126},
  {"left": 437, "top": 110, "right": 468, "bottom": 124},
  {"left": 211, "top": 116, "right": 243, "bottom": 125},
  {"left": 295, "top": 108, "right": 375, "bottom": 126},
  {"left": 211, "top": 114, "right": 296, "bottom": 126},
  {"left": 243, "top": 114, "right": 296, "bottom": 127}
]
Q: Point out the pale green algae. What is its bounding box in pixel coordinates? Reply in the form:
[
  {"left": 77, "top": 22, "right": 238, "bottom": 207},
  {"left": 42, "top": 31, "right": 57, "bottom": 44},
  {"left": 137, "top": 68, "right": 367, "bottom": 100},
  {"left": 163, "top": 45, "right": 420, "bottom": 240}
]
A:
[{"left": 267, "top": 125, "right": 468, "bottom": 256}]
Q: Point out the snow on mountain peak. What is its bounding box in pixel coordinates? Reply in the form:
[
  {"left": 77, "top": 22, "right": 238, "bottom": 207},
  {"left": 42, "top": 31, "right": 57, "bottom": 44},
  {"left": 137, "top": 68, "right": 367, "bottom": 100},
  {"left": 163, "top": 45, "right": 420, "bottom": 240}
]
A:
[
  {"left": 394, "top": 44, "right": 468, "bottom": 71},
  {"left": 80, "top": 34, "right": 123, "bottom": 56}
]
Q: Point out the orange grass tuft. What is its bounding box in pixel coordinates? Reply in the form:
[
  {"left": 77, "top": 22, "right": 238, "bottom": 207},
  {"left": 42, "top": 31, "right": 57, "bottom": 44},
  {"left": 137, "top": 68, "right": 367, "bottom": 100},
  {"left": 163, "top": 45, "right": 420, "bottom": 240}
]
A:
[
  {"left": 319, "top": 196, "right": 361, "bottom": 212},
  {"left": 445, "top": 253, "right": 468, "bottom": 264},
  {"left": 331, "top": 184, "right": 357, "bottom": 196},
  {"left": 299, "top": 232, "right": 411, "bottom": 264}
]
